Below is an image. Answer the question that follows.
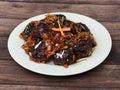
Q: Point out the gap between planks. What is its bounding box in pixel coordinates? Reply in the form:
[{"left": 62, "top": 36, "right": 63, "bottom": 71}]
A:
[{"left": 1, "top": 0, "right": 120, "bottom": 5}]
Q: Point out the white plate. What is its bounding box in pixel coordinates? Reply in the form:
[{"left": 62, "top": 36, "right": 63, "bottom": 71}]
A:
[{"left": 8, "top": 12, "right": 112, "bottom": 76}]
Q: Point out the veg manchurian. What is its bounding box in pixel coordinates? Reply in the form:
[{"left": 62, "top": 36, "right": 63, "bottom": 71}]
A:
[{"left": 20, "top": 14, "right": 96, "bottom": 67}]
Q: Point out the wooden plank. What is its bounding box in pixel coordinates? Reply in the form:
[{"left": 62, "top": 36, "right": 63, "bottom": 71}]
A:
[
  {"left": 0, "top": 85, "right": 119, "bottom": 90},
  {"left": 0, "top": 37, "right": 12, "bottom": 60},
  {"left": 2, "top": 0, "right": 120, "bottom": 5},
  {"left": 0, "top": 18, "right": 120, "bottom": 31},
  {"left": 0, "top": 1, "right": 120, "bottom": 22},
  {"left": 0, "top": 59, "right": 119, "bottom": 88},
  {"left": 0, "top": 18, "right": 24, "bottom": 37},
  {"left": 0, "top": 18, "right": 120, "bottom": 40}
]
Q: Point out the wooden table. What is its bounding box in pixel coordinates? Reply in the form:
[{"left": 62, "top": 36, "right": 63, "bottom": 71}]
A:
[{"left": 0, "top": 0, "right": 120, "bottom": 90}]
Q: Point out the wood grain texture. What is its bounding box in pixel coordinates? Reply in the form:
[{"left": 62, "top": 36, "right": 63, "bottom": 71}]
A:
[
  {"left": 0, "top": 85, "right": 119, "bottom": 90},
  {"left": 0, "top": 59, "right": 119, "bottom": 88},
  {"left": 0, "top": 1, "right": 120, "bottom": 22},
  {"left": 0, "top": 0, "right": 120, "bottom": 90},
  {"left": 2, "top": 0, "right": 120, "bottom": 5}
]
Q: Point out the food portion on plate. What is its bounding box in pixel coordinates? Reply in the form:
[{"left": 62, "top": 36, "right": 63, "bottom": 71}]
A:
[{"left": 20, "top": 14, "right": 96, "bottom": 67}]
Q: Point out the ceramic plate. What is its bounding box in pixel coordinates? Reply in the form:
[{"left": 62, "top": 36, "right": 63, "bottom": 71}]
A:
[{"left": 8, "top": 12, "right": 112, "bottom": 76}]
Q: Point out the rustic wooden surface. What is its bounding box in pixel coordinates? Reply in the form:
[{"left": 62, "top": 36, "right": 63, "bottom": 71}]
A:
[{"left": 0, "top": 0, "right": 120, "bottom": 90}]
